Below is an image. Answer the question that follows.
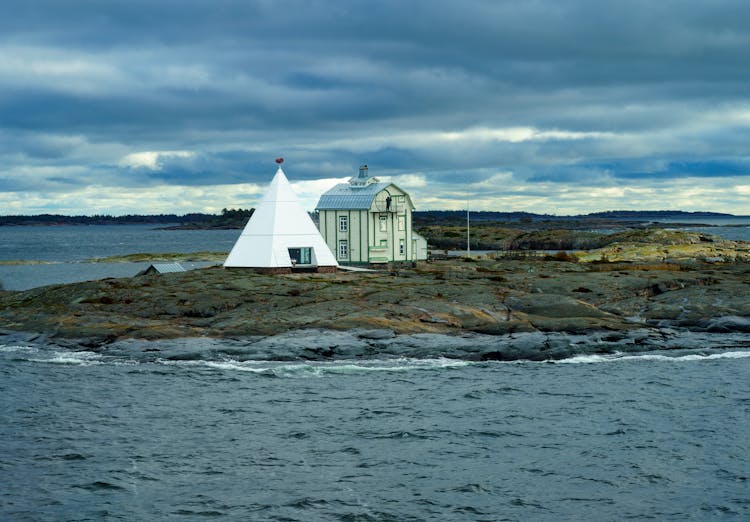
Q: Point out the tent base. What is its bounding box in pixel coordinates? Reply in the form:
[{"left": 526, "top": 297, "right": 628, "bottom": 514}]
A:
[{"left": 225, "top": 266, "right": 337, "bottom": 274}]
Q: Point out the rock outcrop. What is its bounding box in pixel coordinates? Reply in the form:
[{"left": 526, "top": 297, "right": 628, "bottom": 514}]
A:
[
  {"left": 1, "top": 257, "right": 749, "bottom": 347},
  {"left": 575, "top": 229, "right": 750, "bottom": 263}
]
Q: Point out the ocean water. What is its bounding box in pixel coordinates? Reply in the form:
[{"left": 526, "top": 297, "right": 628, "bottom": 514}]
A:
[
  {"left": 1, "top": 224, "right": 750, "bottom": 520},
  {"left": 0, "top": 225, "right": 239, "bottom": 263},
  {"left": 1, "top": 342, "right": 749, "bottom": 521},
  {"left": 0, "top": 225, "right": 238, "bottom": 290}
]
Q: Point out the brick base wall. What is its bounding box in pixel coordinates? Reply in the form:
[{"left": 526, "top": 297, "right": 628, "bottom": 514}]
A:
[{"left": 225, "top": 266, "right": 337, "bottom": 274}]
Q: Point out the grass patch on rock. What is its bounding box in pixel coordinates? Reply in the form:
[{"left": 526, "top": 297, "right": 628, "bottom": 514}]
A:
[{"left": 88, "top": 251, "right": 227, "bottom": 263}]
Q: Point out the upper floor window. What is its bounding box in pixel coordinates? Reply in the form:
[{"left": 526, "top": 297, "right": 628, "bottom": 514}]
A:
[
  {"left": 398, "top": 215, "right": 405, "bottom": 231},
  {"left": 379, "top": 215, "right": 387, "bottom": 232},
  {"left": 339, "top": 215, "right": 348, "bottom": 232}
]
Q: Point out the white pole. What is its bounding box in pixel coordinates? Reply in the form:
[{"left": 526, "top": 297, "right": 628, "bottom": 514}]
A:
[{"left": 466, "top": 201, "right": 470, "bottom": 256}]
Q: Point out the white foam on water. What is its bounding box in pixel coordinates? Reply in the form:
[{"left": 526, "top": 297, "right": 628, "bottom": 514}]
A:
[
  {"left": 204, "top": 361, "right": 276, "bottom": 374},
  {"left": 0, "top": 344, "right": 38, "bottom": 353},
  {"left": 316, "top": 357, "right": 472, "bottom": 374},
  {"left": 552, "top": 354, "right": 613, "bottom": 364},
  {"left": 159, "top": 357, "right": 472, "bottom": 377},
  {"left": 29, "top": 351, "right": 105, "bottom": 366},
  {"left": 553, "top": 350, "right": 750, "bottom": 365}
]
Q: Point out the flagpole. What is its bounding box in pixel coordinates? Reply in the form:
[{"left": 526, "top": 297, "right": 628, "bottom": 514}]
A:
[{"left": 466, "top": 201, "right": 470, "bottom": 256}]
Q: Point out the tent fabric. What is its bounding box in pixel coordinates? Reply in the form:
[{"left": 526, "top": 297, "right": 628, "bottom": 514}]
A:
[{"left": 224, "top": 167, "right": 338, "bottom": 268}]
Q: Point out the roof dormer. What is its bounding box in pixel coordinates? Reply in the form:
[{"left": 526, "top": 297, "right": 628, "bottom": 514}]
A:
[{"left": 349, "top": 164, "right": 380, "bottom": 186}]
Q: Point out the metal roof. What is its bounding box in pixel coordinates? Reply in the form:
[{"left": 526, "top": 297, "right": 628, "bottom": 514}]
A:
[
  {"left": 315, "top": 182, "right": 392, "bottom": 210},
  {"left": 149, "top": 263, "right": 186, "bottom": 273}
]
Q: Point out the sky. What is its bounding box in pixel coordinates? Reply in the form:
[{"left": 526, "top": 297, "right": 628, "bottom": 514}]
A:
[{"left": 1, "top": 0, "right": 749, "bottom": 216}]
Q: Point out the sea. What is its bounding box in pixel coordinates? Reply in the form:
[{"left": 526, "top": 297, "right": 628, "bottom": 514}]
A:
[
  {"left": 1, "top": 222, "right": 750, "bottom": 520},
  {"left": 0, "top": 225, "right": 239, "bottom": 291}
]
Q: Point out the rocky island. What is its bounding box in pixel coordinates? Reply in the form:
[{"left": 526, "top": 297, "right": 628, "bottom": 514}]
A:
[{"left": 1, "top": 229, "right": 749, "bottom": 360}]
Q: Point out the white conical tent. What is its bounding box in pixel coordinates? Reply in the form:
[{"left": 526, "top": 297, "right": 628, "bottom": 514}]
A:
[{"left": 224, "top": 167, "right": 338, "bottom": 269}]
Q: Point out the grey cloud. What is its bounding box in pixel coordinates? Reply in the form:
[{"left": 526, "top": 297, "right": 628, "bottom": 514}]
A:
[{"left": 0, "top": 0, "right": 749, "bottom": 213}]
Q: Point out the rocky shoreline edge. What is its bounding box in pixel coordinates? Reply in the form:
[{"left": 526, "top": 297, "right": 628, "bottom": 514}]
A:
[
  {"left": 2, "top": 327, "right": 749, "bottom": 363},
  {"left": 1, "top": 250, "right": 749, "bottom": 359}
]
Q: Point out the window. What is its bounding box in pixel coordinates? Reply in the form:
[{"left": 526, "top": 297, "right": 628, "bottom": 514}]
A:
[
  {"left": 399, "top": 239, "right": 405, "bottom": 255},
  {"left": 379, "top": 215, "right": 387, "bottom": 232},
  {"left": 338, "top": 240, "right": 348, "bottom": 259},
  {"left": 398, "top": 215, "right": 405, "bottom": 231},
  {"left": 288, "top": 247, "right": 311, "bottom": 265},
  {"left": 339, "top": 215, "right": 348, "bottom": 232}
]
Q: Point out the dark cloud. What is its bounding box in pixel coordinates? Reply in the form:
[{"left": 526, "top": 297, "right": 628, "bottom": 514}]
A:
[
  {"left": 1, "top": 0, "right": 749, "bottom": 213},
  {"left": 617, "top": 160, "right": 750, "bottom": 180}
]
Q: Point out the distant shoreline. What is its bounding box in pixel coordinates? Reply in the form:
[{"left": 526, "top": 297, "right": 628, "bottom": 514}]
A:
[{"left": 2, "top": 210, "right": 747, "bottom": 229}]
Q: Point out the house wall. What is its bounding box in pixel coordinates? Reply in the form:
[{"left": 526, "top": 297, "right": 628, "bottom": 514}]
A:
[
  {"left": 412, "top": 234, "right": 428, "bottom": 261},
  {"left": 318, "top": 183, "right": 415, "bottom": 265},
  {"left": 358, "top": 210, "right": 368, "bottom": 262},
  {"left": 343, "top": 210, "right": 368, "bottom": 263},
  {"left": 368, "top": 186, "right": 412, "bottom": 264},
  {"left": 319, "top": 209, "right": 369, "bottom": 263}
]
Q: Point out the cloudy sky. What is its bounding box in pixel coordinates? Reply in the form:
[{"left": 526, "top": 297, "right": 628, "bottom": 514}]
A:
[{"left": 2, "top": 0, "right": 749, "bottom": 215}]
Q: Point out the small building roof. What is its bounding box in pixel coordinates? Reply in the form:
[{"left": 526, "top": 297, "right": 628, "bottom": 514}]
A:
[
  {"left": 149, "top": 262, "right": 186, "bottom": 273},
  {"left": 137, "top": 262, "right": 186, "bottom": 276}
]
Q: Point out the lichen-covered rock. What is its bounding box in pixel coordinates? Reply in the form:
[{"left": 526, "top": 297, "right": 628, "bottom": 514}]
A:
[
  {"left": 1, "top": 257, "right": 749, "bottom": 344},
  {"left": 575, "top": 232, "right": 750, "bottom": 263}
]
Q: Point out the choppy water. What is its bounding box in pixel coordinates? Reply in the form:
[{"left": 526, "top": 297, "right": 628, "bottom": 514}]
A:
[
  {"left": 2, "top": 341, "right": 749, "bottom": 520},
  {"left": 2, "top": 224, "right": 749, "bottom": 519}
]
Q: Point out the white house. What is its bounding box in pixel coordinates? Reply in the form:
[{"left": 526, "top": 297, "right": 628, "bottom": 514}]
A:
[
  {"left": 315, "top": 165, "right": 427, "bottom": 264},
  {"left": 224, "top": 163, "right": 338, "bottom": 273}
]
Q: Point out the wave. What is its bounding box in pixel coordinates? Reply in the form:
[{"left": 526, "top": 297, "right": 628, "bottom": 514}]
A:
[
  {"left": 7, "top": 348, "right": 750, "bottom": 375},
  {"left": 4, "top": 332, "right": 750, "bottom": 374},
  {"left": 28, "top": 351, "right": 105, "bottom": 366},
  {"left": 0, "top": 344, "right": 38, "bottom": 353},
  {"left": 552, "top": 350, "right": 750, "bottom": 364},
  {"left": 159, "top": 357, "right": 472, "bottom": 377},
  {"left": 151, "top": 350, "right": 750, "bottom": 374}
]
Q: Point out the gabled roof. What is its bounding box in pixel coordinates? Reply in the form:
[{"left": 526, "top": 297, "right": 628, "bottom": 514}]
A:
[
  {"left": 224, "top": 167, "right": 338, "bottom": 268},
  {"left": 136, "top": 262, "right": 186, "bottom": 276},
  {"left": 315, "top": 182, "right": 393, "bottom": 210},
  {"left": 149, "top": 262, "right": 186, "bottom": 273}
]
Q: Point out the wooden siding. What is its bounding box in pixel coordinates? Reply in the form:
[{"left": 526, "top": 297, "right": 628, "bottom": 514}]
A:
[{"left": 318, "top": 183, "right": 415, "bottom": 264}]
